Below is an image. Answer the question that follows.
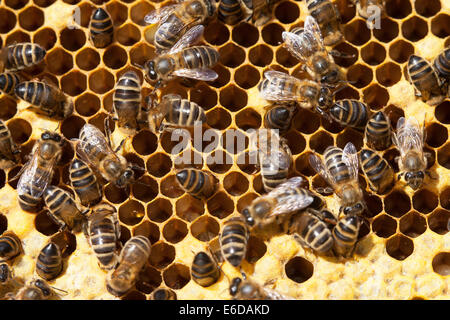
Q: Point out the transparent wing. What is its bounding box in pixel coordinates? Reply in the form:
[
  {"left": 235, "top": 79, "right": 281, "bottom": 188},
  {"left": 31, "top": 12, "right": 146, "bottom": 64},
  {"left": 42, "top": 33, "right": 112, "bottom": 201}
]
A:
[
  {"left": 260, "top": 71, "right": 310, "bottom": 101},
  {"left": 304, "top": 15, "right": 324, "bottom": 47},
  {"left": 282, "top": 25, "right": 323, "bottom": 63},
  {"left": 144, "top": 4, "right": 178, "bottom": 25},
  {"left": 262, "top": 287, "right": 295, "bottom": 300},
  {"left": 169, "top": 25, "right": 205, "bottom": 54},
  {"left": 309, "top": 153, "right": 336, "bottom": 187},
  {"left": 393, "top": 117, "right": 424, "bottom": 156},
  {"left": 17, "top": 148, "right": 53, "bottom": 198},
  {"left": 172, "top": 68, "right": 218, "bottom": 81},
  {"left": 342, "top": 142, "right": 359, "bottom": 181},
  {"left": 76, "top": 124, "right": 116, "bottom": 170}
]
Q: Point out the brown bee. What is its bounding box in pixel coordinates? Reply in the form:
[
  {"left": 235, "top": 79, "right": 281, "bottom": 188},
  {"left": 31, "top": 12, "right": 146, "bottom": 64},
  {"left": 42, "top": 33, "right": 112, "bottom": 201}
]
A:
[
  {"left": 304, "top": 1, "right": 344, "bottom": 46},
  {"left": 407, "top": 54, "right": 446, "bottom": 106},
  {"left": 150, "top": 288, "right": 177, "bottom": 300},
  {"left": 364, "top": 111, "right": 392, "bottom": 151},
  {"left": 331, "top": 214, "right": 362, "bottom": 258},
  {"left": 191, "top": 251, "right": 221, "bottom": 287},
  {"left": 220, "top": 216, "right": 249, "bottom": 268},
  {"left": 10, "top": 279, "right": 60, "bottom": 300},
  {"left": 14, "top": 81, "right": 74, "bottom": 120},
  {"left": 351, "top": 0, "right": 386, "bottom": 20},
  {"left": 35, "top": 242, "right": 63, "bottom": 281},
  {"left": 229, "top": 276, "right": 294, "bottom": 300},
  {"left": 0, "top": 72, "right": 21, "bottom": 96},
  {"left": 144, "top": 0, "right": 215, "bottom": 53},
  {"left": 282, "top": 16, "right": 344, "bottom": 86},
  {"left": 0, "top": 231, "right": 22, "bottom": 262},
  {"left": 76, "top": 123, "right": 134, "bottom": 188},
  {"left": 0, "top": 263, "right": 22, "bottom": 299},
  {"left": 69, "top": 158, "right": 102, "bottom": 207},
  {"left": 143, "top": 25, "right": 219, "bottom": 89},
  {"left": 329, "top": 99, "right": 370, "bottom": 130},
  {"left": 0, "top": 119, "right": 20, "bottom": 170},
  {"left": 433, "top": 46, "right": 450, "bottom": 89},
  {"left": 218, "top": 0, "right": 249, "bottom": 25},
  {"left": 176, "top": 168, "right": 217, "bottom": 199},
  {"left": 17, "top": 131, "right": 64, "bottom": 213},
  {"left": 89, "top": 8, "right": 114, "bottom": 48},
  {"left": 359, "top": 148, "right": 395, "bottom": 194},
  {"left": 0, "top": 42, "right": 46, "bottom": 72},
  {"left": 106, "top": 236, "right": 151, "bottom": 297},
  {"left": 392, "top": 117, "right": 431, "bottom": 190},
  {"left": 263, "top": 102, "right": 297, "bottom": 134}
]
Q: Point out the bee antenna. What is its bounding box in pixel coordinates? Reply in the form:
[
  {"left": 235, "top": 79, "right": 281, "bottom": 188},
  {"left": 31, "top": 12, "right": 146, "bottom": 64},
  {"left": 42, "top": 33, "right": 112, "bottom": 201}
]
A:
[
  {"left": 50, "top": 285, "right": 68, "bottom": 295},
  {"left": 329, "top": 50, "right": 356, "bottom": 59}
]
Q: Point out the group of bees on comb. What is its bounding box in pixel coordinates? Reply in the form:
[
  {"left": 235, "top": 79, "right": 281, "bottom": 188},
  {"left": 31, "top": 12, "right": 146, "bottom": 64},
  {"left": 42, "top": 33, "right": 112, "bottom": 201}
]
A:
[{"left": 0, "top": 0, "right": 447, "bottom": 300}]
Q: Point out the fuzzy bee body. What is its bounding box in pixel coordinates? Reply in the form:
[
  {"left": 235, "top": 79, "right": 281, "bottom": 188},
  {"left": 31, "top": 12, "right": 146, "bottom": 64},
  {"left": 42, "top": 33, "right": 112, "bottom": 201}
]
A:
[
  {"left": 359, "top": 148, "right": 394, "bottom": 194},
  {"left": 113, "top": 71, "right": 142, "bottom": 133},
  {"left": 220, "top": 217, "right": 249, "bottom": 267},
  {"left": 36, "top": 243, "right": 63, "bottom": 281},
  {"left": 329, "top": 99, "right": 369, "bottom": 130},
  {"left": 0, "top": 232, "right": 22, "bottom": 262},
  {"left": 69, "top": 159, "right": 102, "bottom": 207},
  {"left": 332, "top": 215, "right": 361, "bottom": 258},
  {"left": 305, "top": 0, "right": 343, "bottom": 46},
  {"left": 365, "top": 111, "right": 391, "bottom": 151},
  {"left": 163, "top": 95, "right": 207, "bottom": 127},
  {"left": 0, "top": 72, "right": 21, "bottom": 96},
  {"left": 0, "top": 43, "right": 46, "bottom": 72},
  {"left": 263, "top": 102, "right": 297, "bottom": 134},
  {"left": 0, "top": 119, "right": 20, "bottom": 170},
  {"left": 191, "top": 251, "right": 220, "bottom": 287},
  {"left": 434, "top": 47, "right": 450, "bottom": 80},
  {"left": 218, "top": 0, "right": 246, "bottom": 25},
  {"left": 89, "top": 8, "right": 114, "bottom": 48},
  {"left": 230, "top": 277, "right": 294, "bottom": 300},
  {"left": 292, "top": 211, "right": 334, "bottom": 254},
  {"left": 151, "top": 288, "right": 177, "bottom": 300},
  {"left": 176, "top": 168, "right": 216, "bottom": 199},
  {"left": 11, "top": 279, "right": 56, "bottom": 300}
]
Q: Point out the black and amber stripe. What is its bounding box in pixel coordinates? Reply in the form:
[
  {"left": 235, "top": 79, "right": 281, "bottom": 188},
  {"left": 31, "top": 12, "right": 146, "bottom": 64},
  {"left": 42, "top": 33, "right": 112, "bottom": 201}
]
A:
[
  {"left": 220, "top": 217, "right": 248, "bottom": 267},
  {"left": 218, "top": 0, "right": 244, "bottom": 25},
  {"left": 434, "top": 47, "right": 450, "bottom": 79},
  {"left": 332, "top": 215, "right": 360, "bottom": 257},
  {"left": 154, "top": 16, "right": 186, "bottom": 52},
  {"left": 264, "top": 103, "right": 296, "bottom": 133},
  {"left": 0, "top": 263, "right": 11, "bottom": 283},
  {"left": 89, "top": 8, "right": 114, "bottom": 48},
  {"left": 18, "top": 185, "right": 45, "bottom": 213},
  {"left": 119, "top": 236, "right": 151, "bottom": 264},
  {"left": 181, "top": 46, "right": 220, "bottom": 69},
  {"left": 305, "top": 0, "right": 342, "bottom": 45},
  {"left": 165, "top": 97, "right": 206, "bottom": 127},
  {"left": 0, "top": 232, "right": 22, "bottom": 262},
  {"left": 365, "top": 111, "right": 391, "bottom": 151},
  {"left": 324, "top": 146, "right": 351, "bottom": 184},
  {"left": 260, "top": 151, "right": 290, "bottom": 192},
  {"left": 151, "top": 288, "right": 177, "bottom": 300},
  {"left": 43, "top": 185, "right": 83, "bottom": 231},
  {"left": 191, "top": 251, "right": 220, "bottom": 287},
  {"left": 359, "top": 148, "right": 394, "bottom": 194},
  {"left": 0, "top": 119, "right": 19, "bottom": 168},
  {"left": 0, "top": 72, "right": 20, "bottom": 96},
  {"left": 176, "top": 169, "right": 216, "bottom": 198},
  {"left": 113, "top": 71, "right": 141, "bottom": 131},
  {"left": 330, "top": 99, "right": 369, "bottom": 130},
  {"left": 408, "top": 55, "right": 443, "bottom": 102},
  {"left": 36, "top": 242, "right": 63, "bottom": 280},
  {"left": 4, "top": 43, "right": 46, "bottom": 71},
  {"left": 69, "top": 159, "right": 102, "bottom": 207},
  {"left": 295, "top": 213, "right": 334, "bottom": 254}
]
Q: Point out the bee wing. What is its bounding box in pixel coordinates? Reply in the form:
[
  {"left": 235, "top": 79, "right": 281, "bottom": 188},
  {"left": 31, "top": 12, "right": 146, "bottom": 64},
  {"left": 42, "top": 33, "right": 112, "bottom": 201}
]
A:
[
  {"left": 342, "top": 142, "right": 359, "bottom": 181},
  {"left": 172, "top": 68, "right": 218, "bottom": 81},
  {"left": 282, "top": 19, "right": 324, "bottom": 62},
  {"left": 309, "top": 153, "right": 337, "bottom": 187},
  {"left": 260, "top": 71, "right": 309, "bottom": 101},
  {"left": 262, "top": 287, "right": 295, "bottom": 300},
  {"left": 393, "top": 117, "right": 424, "bottom": 156},
  {"left": 144, "top": 4, "right": 178, "bottom": 25},
  {"left": 17, "top": 150, "right": 53, "bottom": 198},
  {"left": 303, "top": 15, "right": 325, "bottom": 47},
  {"left": 168, "top": 25, "right": 205, "bottom": 54}
]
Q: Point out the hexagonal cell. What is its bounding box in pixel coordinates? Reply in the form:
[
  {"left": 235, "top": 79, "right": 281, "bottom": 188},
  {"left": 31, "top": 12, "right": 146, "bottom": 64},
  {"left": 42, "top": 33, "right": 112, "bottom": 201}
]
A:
[
  {"left": 346, "top": 64, "right": 373, "bottom": 88},
  {"left": 235, "top": 108, "right": 261, "bottom": 131},
  {"left": 133, "top": 220, "right": 160, "bottom": 244},
  {"left": 60, "top": 28, "right": 86, "bottom": 52},
  {"left": 389, "top": 40, "right": 414, "bottom": 64},
  {"left": 130, "top": 130, "right": 157, "bottom": 156},
  {"left": 292, "top": 108, "right": 320, "bottom": 134},
  {"left": 385, "top": 0, "right": 412, "bottom": 19},
  {"left": 336, "top": 128, "right": 364, "bottom": 150},
  {"left": 384, "top": 190, "right": 411, "bottom": 218},
  {"left": 411, "top": 189, "right": 438, "bottom": 215},
  {"left": 18, "top": 6, "right": 44, "bottom": 31},
  {"left": 432, "top": 252, "right": 450, "bottom": 276},
  {"left": 295, "top": 152, "right": 316, "bottom": 177},
  {"left": 119, "top": 224, "right": 131, "bottom": 246},
  {"left": 191, "top": 216, "right": 220, "bottom": 242},
  {"left": 163, "top": 263, "right": 190, "bottom": 289},
  {"left": 236, "top": 151, "right": 258, "bottom": 175},
  {"left": 399, "top": 211, "right": 427, "bottom": 238},
  {"left": 122, "top": 291, "right": 146, "bottom": 300},
  {"left": 106, "top": 1, "right": 128, "bottom": 26},
  {"left": 135, "top": 265, "right": 162, "bottom": 294},
  {"left": 163, "top": 218, "right": 188, "bottom": 244},
  {"left": 33, "top": 28, "right": 56, "bottom": 51},
  {"left": 221, "top": 130, "right": 247, "bottom": 155},
  {"left": 441, "top": 187, "right": 450, "bottom": 210},
  {"left": 101, "top": 45, "right": 127, "bottom": 70},
  {"left": 0, "top": 171, "right": 5, "bottom": 190},
  {"left": 34, "top": 0, "right": 56, "bottom": 7},
  {"left": 332, "top": 42, "right": 359, "bottom": 68},
  {"left": 5, "top": 0, "right": 28, "bottom": 9},
  {"left": 149, "top": 242, "right": 176, "bottom": 269},
  {"left": 435, "top": 101, "right": 450, "bottom": 124},
  {"left": 376, "top": 62, "right": 401, "bottom": 87},
  {"left": 35, "top": 211, "right": 59, "bottom": 236},
  {"left": 60, "top": 115, "right": 86, "bottom": 140},
  {"left": 245, "top": 236, "right": 267, "bottom": 264},
  {"left": 262, "top": 23, "right": 284, "bottom": 46},
  {"left": 362, "top": 84, "right": 389, "bottom": 110},
  {"left": 276, "top": 46, "right": 298, "bottom": 68},
  {"left": 373, "top": 18, "right": 399, "bottom": 43},
  {"left": 431, "top": 14, "right": 450, "bottom": 38},
  {"left": 116, "top": 23, "right": 141, "bottom": 46},
  {"left": 7, "top": 118, "right": 32, "bottom": 145},
  {"left": 334, "top": 85, "right": 360, "bottom": 101},
  {"left": 8, "top": 165, "right": 22, "bottom": 189},
  {"left": 209, "top": 64, "right": 231, "bottom": 88},
  {"left": 219, "top": 43, "right": 245, "bottom": 68},
  {"left": 0, "top": 213, "right": 7, "bottom": 234},
  {"left": 130, "top": 1, "right": 154, "bottom": 26},
  {"left": 285, "top": 256, "right": 314, "bottom": 283},
  {"left": 118, "top": 200, "right": 145, "bottom": 226},
  {"left": 76, "top": 48, "right": 100, "bottom": 71},
  {"left": 309, "top": 131, "right": 334, "bottom": 154},
  {"left": 360, "top": 42, "right": 386, "bottom": 66},
  {"left": 236, "top": 192, "right": 259, "bottom": 214},
  {"left": 60, "top": 71, "right": 87, "bottom": 97},
  {"left": 147, "top": 198, "right": 172, "bottom": 223},
  {"left": 206, "top": 150, "right": 233, "bottom": 174},
  {"left": 425, "top": 122, "right": 448, "bottom": 149},
  {"left": 234, "top": 65, "right": 260, "bottom": 89},
  {"left": 6, "top": 30, "right": 30, "bottom": 45},
  {"left": 130, "top": 43, "right": 155, "bottom": 68},
  {"left": 223, "top": 171, "right": 249, "bottom": 196},
  {"left": 176, "top": 194, "right": 204, "bottom": 222},
  {"left": 160, "top": 130, "right": 188, "bottom": 155},
  {"left": 0, "top": 97, "right": 17, "bottom": 120},
  {"left": 89, "top": 69, "right": 115, "bottom": 94},
  {"left": 145, "top": 154, "right": 171, "bottom": 178},
  {"left": 207, "top": 107, "right": 232, "bottom": 130},
  {"left": 189, "top": 84, "right": 217, "bottom": 111},
  {"left": 46, "top": 48, "right": 73, "bottom": 75},
  {"left": 274, "top": 0, "right": 299, "bottom": 23},
  {"left": 386, "top": 234, "right": 414, "bottom": 261},
  {"left": 372, "top": 214, "right": 397, "bottom": 238},
  {"left": 344, "top": 19, "right": 371, "bottom": 46},
  {"left": 428, "top": 209, "right": 449, "bottom": 235},
  {"left": 334, "top": 0, "right": 356, "bottom": 23},
  {"left": 104, "top": 183, "right": 129, "bottom": 204},
  {"left": 204, "top": 21, "right": 229, "bottom": 46},
  {"left": 384, "top": 105, "right": 405, "bottom": 130},
  {"left": 232, "top": 22, "right": 258, "bottom": 47},
  {"left": 249, "top": 44, "right": 273, "bottom": 67},
  {"left": 437, "top": 142, "right": 450, "bottom": 169},
  {"left": 364, "top": 193, "right": 383, "bottom": 218},
  {"left": 207, "top": 192, "right": 234, "bottom": 219},
  {"left": 402, "top": 16, "right": 428, "bottom": 42},
  {"left": 74, "top": 93, "right": 100, "bottom": 117}
]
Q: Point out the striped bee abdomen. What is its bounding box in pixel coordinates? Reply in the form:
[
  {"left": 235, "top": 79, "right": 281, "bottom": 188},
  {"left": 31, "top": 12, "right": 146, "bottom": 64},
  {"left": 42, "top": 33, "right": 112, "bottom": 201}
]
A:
[
  {"left": 36, "top": 243, "right": 63, "bottom": 280},
  {"left": 4, "top": 43, "right": 46, "bottom": 71},
  {"left": 294, "top": 213, "right": 334, "bottom": 254},
  {"left": 0, "top": 72, "right": 20, "bottom": 96},
  {"left": 18, "top": 186, "right": 44, "bottom": 213},
  {"left": 332, "top": 215, "right": 360, "bottom": 258},
  {"left": 176, "top": 169, "right": 216, "bottom": 198},
  {"left": 434, "top": 47, "right": 450, "bottom": 79},
  {"left": 0, "top": 119, "right": 19, "bottom": 169},
  {"left": 330, "top": 99, "right": 369, "bottom": 129},
  {"left": 218, "top": 0, "right": 245, "bottom": 25},
  {"left": 154, "top": 16, "right": 185, "bottom": 52},
  {"left": 89, "top": 8, "right": 114, "bottom": 48},
  {"left": 408, "top": 55, "right": 444, "bottom": 104},
  {"left": 0, "top": 232, "right": 22, "bottom": 262},
  {"left": 324, "top": 146, "right": 351, "bottom": 184},
  {"left": 181, "top": 46, "right": 220, "bottom": 69},
  {"left": 264, "top": 103, "right": 296, "bottom": 133},
  {"left": 220, "top": 217, "right": 249, "bottom": 267},
  {"left": 165, "top": 98, "right": 206, "bottom": 126},
  {"left": 69, "top": 159, "right": 102, "bottom": 207},
  {"left": 191, "top": 251, "right": 220, "bottom": 287},
  {"left": 359, "top": 149, "right": 394, "bottom": 194},
  {"left": 365, "top": 111, "right": 391, "bottom": 151},
  {"left": 151, "top": 288, "right": 177, "bottom": 300},
  {"left": 113, "top": 71, "right": 142, "bottom": 131}
]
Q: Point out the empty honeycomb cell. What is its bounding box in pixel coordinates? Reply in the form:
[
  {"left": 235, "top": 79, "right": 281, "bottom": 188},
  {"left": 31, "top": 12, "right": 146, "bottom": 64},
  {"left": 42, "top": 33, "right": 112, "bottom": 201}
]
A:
[
  {"left": 276, "top": 46, "right": 298, "bottom": 68},
  {"left": 160, "top": 130, "right": 188, "bottom": 155},
  {"left": 206, "top": 150, "right": 233, "bottom": 174},
  {"left": 362, "top": 84, "right": 389, "bottom": 110},
  {"left": 432, "top": 252, "right": 450, "bottom": 276},
  {"left": 262, "top": 23, "right": 284, "bottom": 46},
  {"left": 292, "top": 109, "right": 320, "bottom": 134},
  {"left": 104, "top": 183, "right": 129, "bottom": 204},
  {"left": 361, "top": 42, "right": 386, "bottom": 66},
  {"left": 89, "top": 69, "right": 115, "bottom": 94},
  {"left": 102, "top": 45, "right": 127, "bottom": 69},
  {"left": 344, "top": 19, "right": 371, "bottom": 46},
  {"left": 131, "top": 176, "right": 157, "bottom": 203},
  {"left": 7, "top": 118, "right": 32, "bottom": 144},
  {"left": 60, "top": 71, "right": 87, "bottom": 97},
  {"left": 431, "top": 14, "right": 450, "bottom": 38},
  {"left": 219, "top": 44, "right": 246, "bottom": 68},
  {"left": 411, "top": 189, "right": 438, "bottom": 215},
  {"left": 235, "top": 108, "right": 261, "bottom": 131},
  {"left": 386, "top": 234, "right": 414, "bottom": 261},
  {"left": 236, "top": 151, "right": 258, "bottom": 174},
  {"left": 60, "top": 115, "right": 85, "bottom": 140},
  {"left": 119, "top": 224, "right": 132, "bottom": 245},
  {"left": 334, "top": 86, "right": 360, "bottom": 101},
  {"left": 5, "top": 0, "right": 28, "bottom": 9},
  {"left": 236, "top": 193, "right": 259, "bottom": 213},
  {"left": 389, "top": 40, "right": 414, "bottom": 64},
  {"left": 176, "top": 195, "right": 205, "bottom": 223},
  {"left": 332, "top": 42, "right": 359, "bottom": 68},
  {"left": 364, "top": 193, "right": 383, "bottom": 218},
  {"left": 383, "top": 148, "right": 400, "bottom": 173},
  {"left": 246, "top": 236, "right": 267, "bottom": 264},
  {"left": 135, "top": 265, "right": 162, "bottom": 294},
  {"left": 130, "top": 1, "right": 154, "bottom": 26},
  {"left": 402, "top": 16, "right": 428, "bottom": 42},
  {"left": 133, "top": 220, "right": 160, "bottom": 244},
  {"left": 88, "top": 112, "right": 112, "bottom": 135},
  {"left": 223, "top": 171, "right": 249, "bottom": 196},
  {"left": 147, "top": 198, "right": 172, "bottom": 223},
  {"left": 76, "top": 2, "right": 95, "bottom": 27},
  {"left": 284, "top": 130, "right": 306, "bottom": 155},
  {"left": 441, "top": 187, "right": 450, "bottom": 210},
  {"left": 160, "top": 175, "right": 185, "bottom": 198},
  {"left": 372, "top": 214, "right": 397, "bottom": 238},
  {"left": 295, "top": 152, "right": 316, "bottom": 177},
  {"left": 189, "top": 84, "right": 217, "bottom": 111},
  {"left": 428, "top": 209, "right": 449, "bottom": 235},
  {"left": 373, "top": 18, "right": 399, "bottom": 43},
  {"left": 131, "top": 130, "right": 158, "bottom": 156},
  {"left": 146, "top": 153, "right": 172, "bottom": 178},
  {"left": 399, "top": 211, "right": 427, "bottom": 238},
  {"left": 149, "top": 242, "right": 176, "bottom": 269},
  {"left": 234, "top": 65, "right": 260, "bottom": 89},
  {"left": 190, "top": 216, "right": 220, "bottom": 242},
  {"left": 46, "top": 48, "right": 73, "bottom": 75},
  {"left": 274, "top": 0, "right": 300, "bottom": 24},
  {"left": 0, "top": 214, "right": 7, "bottom": 234},
  {"left": 385, "top": 0, "right": 412, "bottom": 19},
  {"left": 18, "top": 6, "right": 44, "bottom": 31},
  {"left": 118, "top": 200, "right": 145, "bottom": 226},
  {"left": 384, "top": 190, "right": 411, "bottom": 218},
  {"left": 334, "top": 0, "right": 356, "bottom": 23},
  {"left": 207, "top": 192, "right": 234, "bottom": 219},
  {"left": 309, "top": 130, "right": 334, "bottom": 154},
  {"left": 6, "top": 30, "right": 30, "bottom": 44},
  {"left": 174, "top": 149, "right": 203, "bottom": 170},
  {"left": 7, "top": 165, "right": 22, "bottom": 189},
  {"left": 384, "top": 104, "right": 405, "bottom": 130},
  {"left": 122, "top": 291, "right": 146, "bottom": 300},
  {"left": 35, "top": 211, "right": 59, "bottom": 236},
  {"left": 163, "top": 263, "right": 190, "bottom": 290},
  {"left": 207, "top": 107, "right": 232, "bottom": 130},
  {"left": 130, "top": 43, "right": 155, "bottom": 69},
  {"left": 249, "top": 44, "right": 273, "bottom": 67},
  {"left": 346, "top": 64, "right": 373, "bottom": 88},
  {"left": 116, "top": 24, "right": 141, "bottom": 46},
  {"left": 204, "top": 21, "right": 229, "bottom": 46},
  {"left": 425, "top": 123, "right": 447, "bottom": 148},
  {"left": 209, "top": 64, "right": 231, "bottom": 88},
  {"left": 336, "top": 128, "right": 364, "bottom": 150},
  {"left": 0, "top": 8, "right": 16, "bottom": 33},
  {"left": 221, "top": 130, "right": 248, "bottom": 154},
  {"left": 435, "top": 101, "right": 450, "bottom": 124},
  {"left": 437, "top": 142, "right": 450, "bottom": 169},
  {"left": 60, "top": 28, "right": 86, "bottom": 52},
  {"left": 106, "top": 1, "right": 128, "bottom": 26},
  {"left": 285, "top": 256, "right": 314, "bottom": 284},
  {"left": 232, "top": 23, "right": 259, "bottom": 48},
  {"left": 163, "top": 218, "right": 188, "bottom": 244},
  {"left": 75, "top": 93, "right": 100, "bottom": 117},
  {"left": 376, "top": 62, "right": 401, "bottom": 87},
  {"left": 76, "top": 48, "right": 101, "bottom": 71}
]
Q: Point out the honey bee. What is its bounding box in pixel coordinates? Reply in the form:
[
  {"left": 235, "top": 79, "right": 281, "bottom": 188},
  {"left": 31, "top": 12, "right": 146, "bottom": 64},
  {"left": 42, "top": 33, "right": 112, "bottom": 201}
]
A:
[
  {"left": 0, "top": 263, "right": 22, "bottom": 298},
  {"left": 331, "top": 214, "right": 362, "bottom": 258},
  {"left": 14, "top": 81, "right": 74, "bottom": 120},
  {"left": 309, "top": 142, "right": 366, "bottom": 217},
  {"left": 0, "top": 119, "right": 20, "bottom": 170},
  {"left": 364, "top": 111, "right": 392, "bottom": 151},
  {"left": 392, "top": 117, "right": 431, "bottom": 190},
  {"left": 350, "top": 0, "right": 386, "bottom": 20},
  {"left": 150, "top": 288, "right": 177, "bottom": 300},
  {"left": 0, "top": 231, "right": 22, "bottom": 262},
  {"left": 144, "top": 0, "right": 215, "bottom": 53},
  {"left": 43, "top": 185, "right": 88, "bottom": 232},
  {"left": 433, "top": 47, "right": 450, "bottom": 88},
  {"left": 282, "top": 16, "right": 344, "bottom": 86},
  {"left": 218, "top": 0, "right": 248, "bottom": 25},
  {"left": 229, "top": 276, "right": 294, "bottom": 300},
  {"left": 113, "top": 71, "right": 143, "bottom": 134},
  {"left": 89, "top": 8, "right": 114, "bottom": 48},
  {"left": 36, "top": 242, "right": 63, "bottom": 281},
  {"left": 359, "top": 148, "right": 395, "bottom": 194},
  {"left": 87, "top": 203, "right": 121, "bottom": 271},
  {"left": 106, "top": 235, "right": 151, "bottom": 297},
  {"left": 10, "top": 279, "right": 59, "bottom": 300},
  {"left": 407, "top": 54, "right": 446, "bottom": 106},
  {"left": 17, "top": 131, "right": 64, "bottom": 213},
  {"left": 263, "top": 102, "right": 297, "bottom": 134},
  {"left": 329, "top": 99, "right": 370, "bottom": 130},
  {"left": 191, "top": 251, "right": 221, "bottom": 287},
  {"left": 305, "top": 1, "right": 344, "bottom": 46},
  {"left": 220, "top": 216, "right": 249, "bottom": 267},
  {"left": 259, "top": 70, "right": 334, "bottom": 117},
  {"left": 0, "top": 72, "right": 21, "bottom": 96},
  {"left": 176, "top": 168, "right": 217, "bottom": 199},
  {"left": 69, "top": 158, "right": 102, "bottom": 207},
  {"left": 76, "top": 123, "right": 134, "bottom": 188},
  {"left": 143, "top": 25, "right": 219, "bottom": 89},
  {"left": 0, "top": 42, "right": 46, "bottom": 72},
  {"left": 250, "top": 0, "right": 280, "bottom": 26}
]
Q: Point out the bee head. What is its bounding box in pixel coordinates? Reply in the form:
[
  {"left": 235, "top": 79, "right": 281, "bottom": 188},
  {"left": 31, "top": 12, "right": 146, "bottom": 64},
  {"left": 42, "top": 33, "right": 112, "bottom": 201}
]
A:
[
  {"left": 116, "top": 168, "right": 135, "bottom": 188},
  {"left": 405, "top": 171, "right": 424, "bottom": 190},
  {"left": 145, "top": 60, "right": 158, "bottom": 82},
  {"left": 321, "top": 69, "right": 339, "bottom": 84},
  {"left": 343, "top": 202, "right": 365, "bottom": 217},
  {"left": 33, "top": 279, "right": 52, "bottom": 297},
  {"left": 41, "top": 131, "right": 64, "bottom": 145},
  {"left": 318, "top": 87, "right": 332, "bottom": 108},
  {"left": 229, "top": 277, "right": 242, "bottom": 296},
  {"left": 241, "top": 208, "right": 254, "bottom": 226}
]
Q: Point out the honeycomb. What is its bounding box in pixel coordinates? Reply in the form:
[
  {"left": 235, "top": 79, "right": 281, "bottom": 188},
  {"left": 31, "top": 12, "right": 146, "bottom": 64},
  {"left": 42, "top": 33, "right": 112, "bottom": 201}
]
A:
[{"left": 0, "top": 0, "right": 448, "bottom": 300}]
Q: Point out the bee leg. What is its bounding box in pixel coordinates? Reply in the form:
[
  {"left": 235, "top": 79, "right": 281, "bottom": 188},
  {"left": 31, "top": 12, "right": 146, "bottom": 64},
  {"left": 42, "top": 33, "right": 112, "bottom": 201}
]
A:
[{"left": 329, "top": 50, "right": 356, "bottom": 59}]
